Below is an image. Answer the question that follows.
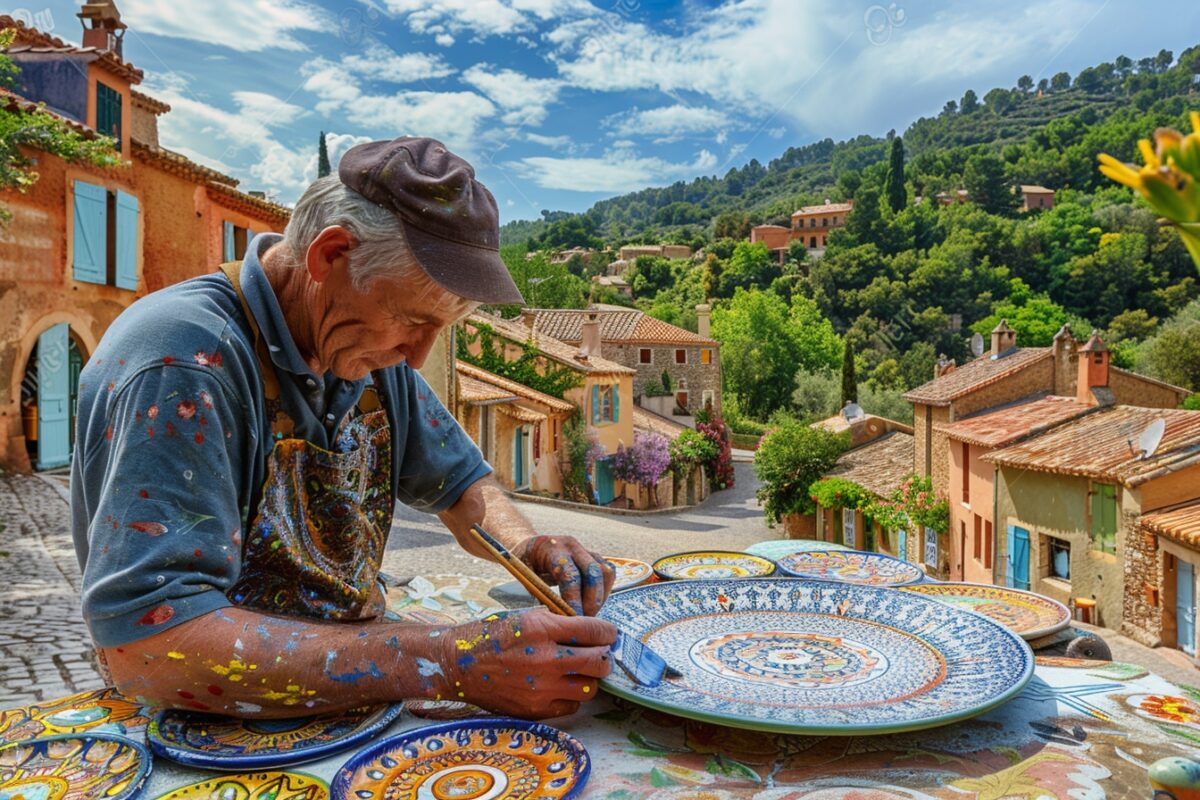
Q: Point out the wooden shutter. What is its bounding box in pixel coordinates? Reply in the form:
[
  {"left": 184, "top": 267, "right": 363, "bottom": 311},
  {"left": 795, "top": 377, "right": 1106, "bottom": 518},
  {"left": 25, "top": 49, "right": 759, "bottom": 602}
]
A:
[
  {"left": 612, "top": 384, "right": 620, "bottom": 422},
  {"left": 591, "top": 384, "right": 600, "bottom": 425},
  {"left": 72, "top": 180, "right": 107, "bottom": 284},
  {"left": 223, "top": 221, "right": 236, "bottom": 261},
  {"left": 1012, "top": 526, "right": 1030, "bottom": 590},
  {"left": 114, "top": 190, "right": 139, "bottom": 290}
]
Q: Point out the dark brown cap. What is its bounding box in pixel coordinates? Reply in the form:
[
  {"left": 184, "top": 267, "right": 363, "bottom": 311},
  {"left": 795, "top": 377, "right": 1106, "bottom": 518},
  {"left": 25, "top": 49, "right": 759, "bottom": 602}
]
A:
[{"left": 338, "top": 137, "right": 524, "bottom": 305}]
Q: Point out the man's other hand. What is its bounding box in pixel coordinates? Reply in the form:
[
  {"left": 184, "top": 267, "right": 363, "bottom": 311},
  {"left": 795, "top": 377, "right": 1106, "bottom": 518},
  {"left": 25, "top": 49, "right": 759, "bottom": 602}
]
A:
[{"left": 513, "top": 535, "right": 616, "bottom": 615}]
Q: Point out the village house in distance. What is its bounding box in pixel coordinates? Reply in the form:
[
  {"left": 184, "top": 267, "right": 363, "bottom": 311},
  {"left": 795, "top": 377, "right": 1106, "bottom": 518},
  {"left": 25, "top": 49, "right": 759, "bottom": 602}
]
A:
[{"left": 0, "top": 5, "right": 289, "bottom": 472}]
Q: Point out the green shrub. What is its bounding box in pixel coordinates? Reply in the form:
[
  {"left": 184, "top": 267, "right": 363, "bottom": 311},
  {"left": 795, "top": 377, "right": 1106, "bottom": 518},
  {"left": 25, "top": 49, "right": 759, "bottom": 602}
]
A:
[{"left": 753, "top": 421, "right": 849, "bottom": 523}]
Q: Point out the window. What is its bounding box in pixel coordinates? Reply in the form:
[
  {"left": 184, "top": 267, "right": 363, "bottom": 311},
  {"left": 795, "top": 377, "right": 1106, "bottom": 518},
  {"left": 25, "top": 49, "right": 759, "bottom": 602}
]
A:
[
  {"left": 1049, "top": 538, "right": 1071, "bottom": 580},
  {"left": 675, "top": 349, "right": 687, "bottom": 364},
  {"left": 842, "top": 508, "right": 856, "bottom": 548},
  {"left": 973, "top": 515, "right": 982, "bottom": 560},
  {"left": 72, "top": 180, "right": 138, "bottom": 290},
  {"left": 639, "top": 348, "right": 652, "bottom": 364},
  {"left": 984, "top": 520, "right": 993, "bottom": 569},
  {"left": 223, "top": 221, "right": 250, "bottom": 261},
  {"left": 961, "top": 442, "right": 970, "bottom": 505},
  {"left": 821, "top": 217, "right": 828, "bottom": 227},
  {"left": 809, "top": 218, "right": 816, "bottom": 228},
  {"left": 1091, "top": 483, "right": 1118, "bottom": 554},
  {"left": 590, "top": 384, "right": 619, "bottom": 424},
  {"left": 924, "top": 527, "right": 938, "bottom": 568},
  {"left": 95, "top": 81, "right": 122, "bottom": 147},
  {"left": 810, "top": 236, "right": 817, "bottom": 248},
  {"left": 833, "top": 216, "right": 839, "bottom": 225},
  {"left": 701, "top": 389, "right": 714, "bottom": 409},
  {"left": 700, "top": 348, "right": 712, "bottom": 365},
  {"left": 550, "top": 418, "right": 559, "bottom": 452}
]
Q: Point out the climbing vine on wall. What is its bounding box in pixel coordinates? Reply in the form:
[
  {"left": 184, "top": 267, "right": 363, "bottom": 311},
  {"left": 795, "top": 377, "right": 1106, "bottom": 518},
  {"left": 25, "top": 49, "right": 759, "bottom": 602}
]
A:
[{"left": 457, "top": 322, "right": 583, "bottom": 398}]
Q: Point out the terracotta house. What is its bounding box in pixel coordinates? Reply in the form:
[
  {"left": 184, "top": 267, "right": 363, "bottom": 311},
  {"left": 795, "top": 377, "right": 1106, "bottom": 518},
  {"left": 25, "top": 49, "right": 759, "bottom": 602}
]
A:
[
  {"left": 1019, "top": 185, "right": 1056, "bottom": 212},
  {"left": 0, "top": 7, "right": 289, "bottom": 472},
  {"left": 1135, "top": 502, "right": 1200, "bottom": 658},
  {"left": 523, "top": 305, "right": 721, "bottom": 417}
]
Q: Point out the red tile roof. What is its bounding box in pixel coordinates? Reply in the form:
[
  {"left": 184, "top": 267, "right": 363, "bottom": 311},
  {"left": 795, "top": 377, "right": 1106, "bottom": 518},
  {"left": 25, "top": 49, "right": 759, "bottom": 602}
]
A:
[
  {"left": 1141, "top": 501, "right": 1200, "bottom": 549},
  {"left": 632, "top": 406, "right": 689, "bottom": 440},
  {"left": 456, "top": 362, "right": 574, "bottom": 412},
  {"left": 457, "top": 372, "right": 518, "bottom": 405},
  {"left": 983, "top": 406, "right": 1200, "bottom": 487},
  {"left": 130, "top": 89, "right": 170, "bottom": 114},
  {"left": 2, "top": 16, "right": 143, "bottom": 83},
  {"left": 903, "top": 348, "right": 1052, "bottom": 406},
  {"left": 464, "top": 312, "right": 635, "bottom": 376},
  {"left": 824, "top": 431, "right": 914, "bottom": 498},
  {"left": 794, "top": 202, "right": 853, "bottom": 216},
  {"left": 935, "top": 395, "right": 1097, "bottom": 448},
  {"left": 528, "top": 307, "right": 717, "bottom": 346}
]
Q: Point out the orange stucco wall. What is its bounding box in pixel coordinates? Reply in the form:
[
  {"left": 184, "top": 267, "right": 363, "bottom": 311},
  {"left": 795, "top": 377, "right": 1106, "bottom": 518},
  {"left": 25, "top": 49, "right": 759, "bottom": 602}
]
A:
[{"left": 948, "top": 440, "right": 997, "bottom": 583}]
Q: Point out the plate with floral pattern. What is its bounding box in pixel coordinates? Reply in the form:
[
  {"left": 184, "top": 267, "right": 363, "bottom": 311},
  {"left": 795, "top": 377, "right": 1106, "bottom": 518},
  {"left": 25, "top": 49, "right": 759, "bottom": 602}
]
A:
[
  {"left": 330, "top": 718, "right": 590, "bottom": 800},
  {"left": 148, "top": 704, "right": 402, "bottom": 770},
  {"left": 606, "top": 557, "right": 654, "bottom": 590},
  {"left": 901, "top": 582, "right": 1072, "bottom": 639},
  {"left": 0, "top": 688, "right": 150, "bottom": 745},
  {"left": 0, "top": 732, "right": 152, "bottom": 800},
  {"left": 598, "top": 578, "right": 1034, "bottom": 735},
  {"left": 652, "top": 551, "right": 776, "bottom": 581},
  {"left": 774, "top": 549, "right": 924, "bottom": 586},
  {"left": 152, "top": 770, "right": 329, "bottom": 800},
  {"left": 745, "top": 539, "right": 850, "bottom": 561}
]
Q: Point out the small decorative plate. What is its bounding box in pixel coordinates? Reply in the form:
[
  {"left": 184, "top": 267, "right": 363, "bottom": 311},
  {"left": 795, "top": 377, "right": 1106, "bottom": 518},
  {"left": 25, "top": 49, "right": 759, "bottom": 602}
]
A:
[
  {"left": 1, "top": 688, "right": 151, "bottom": 744},
  {"left": 901, "top": 582, "right": 1072, "bottom": 640},
  {"left": 0, "top": 732, "right": 152, "bottom": 800},
  {"left": 152, "top": 771, "right": 329, "bottom": 800},
  {"left": 775, "top": 550, "right": 924, "bottom": 586},
  {"left": 598, "top": 578, "right": 1034, "bottom": 735},
  {"left": 148, "top": 704, "right": 403, "bottom": 770},
  {"left": 745, "top": 539, "right": 849, "bottom": 560},
  {"left": 652, "top": 551, "right": 776, "bottom": 581},
  {"left": 330, "top": 718, "right": 590, "bottom": 800},
  {"left": 606, "top": 557, "right": 654, "bottom": 590}
]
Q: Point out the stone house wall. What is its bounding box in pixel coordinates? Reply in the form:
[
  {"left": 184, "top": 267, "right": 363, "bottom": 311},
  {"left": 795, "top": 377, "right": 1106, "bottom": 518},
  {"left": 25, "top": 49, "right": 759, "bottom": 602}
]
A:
[
  {"left": 607, "top": 343, "right": 721, "bottom": 415},
  {"left": 1124, "top": 512, "right": 1164, "bottom": 647}
]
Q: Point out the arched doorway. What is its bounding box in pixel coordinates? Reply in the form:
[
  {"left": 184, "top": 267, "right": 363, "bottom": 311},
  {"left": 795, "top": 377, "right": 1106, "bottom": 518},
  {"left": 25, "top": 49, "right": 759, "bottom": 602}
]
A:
[{"left": 22, "top": 324, "right": 85, "bottom": 470}]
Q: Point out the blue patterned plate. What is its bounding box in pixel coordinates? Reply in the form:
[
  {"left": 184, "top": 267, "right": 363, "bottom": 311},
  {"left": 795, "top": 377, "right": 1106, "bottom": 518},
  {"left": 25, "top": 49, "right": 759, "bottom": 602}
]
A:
[
  {"left": 331, "top": 718, "right": 590, "bottom": 800},
  {"left": 775, "top": 549, "right": 924, "bottom": 586},
  {"left": 0, "top": 732, "right": 152, "bottom": 800},
  {"left": 148, "top": 704, "right": 402, "bottom": 770},
  {"left": 745, "top": 539, "right": 850, "bottom": 560},
  {"left": 598, "top": 578, "right": 1034, "bottom": 735}
]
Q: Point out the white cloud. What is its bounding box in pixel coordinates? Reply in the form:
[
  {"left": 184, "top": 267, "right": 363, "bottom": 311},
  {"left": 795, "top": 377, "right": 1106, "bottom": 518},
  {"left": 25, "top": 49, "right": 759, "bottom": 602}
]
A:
[
  {"left": 506, "top": 146, "right": 717, "bottom": 193},
  {"left": 606, "top": 104, "right": 732, "bottom": 142},
  {"left": 525, "top": 132, "right": 574, "bottom": 151},
  {"left": 436, "top": 33, "right": 456, "bottom": 47},
  {"left": 375, "top": 0, "right": 593, "bottom": 40},
  {"left": 121, "top": 0, "right": 328, "bottom": 51},
  {"left": 342, "top": 44, "right": 456, "bottom": 83},
  {"left": 462, "top": 64, "right": 564, "bottom": 127},
  {"left": 231, "top": 91, "right": 307, "bottom": 128}
]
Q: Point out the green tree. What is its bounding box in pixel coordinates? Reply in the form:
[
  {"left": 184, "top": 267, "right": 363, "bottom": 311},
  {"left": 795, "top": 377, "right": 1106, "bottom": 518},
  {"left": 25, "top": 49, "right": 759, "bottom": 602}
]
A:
[
  {"left": 1016, "top": 75, "right": 1034, "bottom": 93},
  {"left": 840, "top": 339, "right": 858, "bottom": 407},
  {"left": 754, "top": 420, "right": 849, "bottom": 522},
  {"left": 712, "top": 289, "right": 802, "bottom": 420},
  {"left": 971, "top": 292, "right": 1078, "bottom": 347},
  {"left": 719, "top": 241, "right": 780, "bottom": 295},
  {"left": 1142, "top": 322, "right": 1200, "bottom": 390},
  {"left": 884, "top": 136, "right": 906, "bottom": 213},
  {"left": 963, "top": 152, "right": 1017, "bottom": 216},
  {"left": 960, "top": 89, "right": 979, "bottom": 113},
  {"left": 1050, "top": 71, "right": 1071, "bottom": 91},
  {"left": 713, "top": 211, "right": 752, "bottom": 240},
  {"left": 317, "top": 131, "right": 331, "bottom": 178},
  {"left": 791, "top": 293, "right": 843, "bottom": 371}
]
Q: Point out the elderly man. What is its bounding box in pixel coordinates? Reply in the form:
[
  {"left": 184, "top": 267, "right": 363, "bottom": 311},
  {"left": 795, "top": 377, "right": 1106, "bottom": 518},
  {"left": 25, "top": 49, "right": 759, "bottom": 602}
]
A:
[{"left": 70, "top": 138, "right": 616, "bottom": 719}]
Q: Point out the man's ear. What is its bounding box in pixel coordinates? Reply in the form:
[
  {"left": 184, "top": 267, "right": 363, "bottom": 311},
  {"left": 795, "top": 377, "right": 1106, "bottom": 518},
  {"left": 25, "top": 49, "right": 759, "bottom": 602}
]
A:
[{"left": 305, "top": 226, "right": 355, "bottom": 284}]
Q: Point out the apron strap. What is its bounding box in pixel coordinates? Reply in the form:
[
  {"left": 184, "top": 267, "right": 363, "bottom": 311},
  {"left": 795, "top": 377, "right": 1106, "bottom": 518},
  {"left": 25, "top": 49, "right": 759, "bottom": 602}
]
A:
[{"left": 220, "top": 260, "right": 281, "bottom": 401}]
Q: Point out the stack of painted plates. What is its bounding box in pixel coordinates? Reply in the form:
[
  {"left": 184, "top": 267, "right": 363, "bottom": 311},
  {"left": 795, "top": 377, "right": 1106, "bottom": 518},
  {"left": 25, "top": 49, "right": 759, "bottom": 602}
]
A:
[
  {"left": 775, "top": 549, "right": 925, "bottom": 586},
  {"left": 0, "top": 732, "right": 152, "bottom": 799},
  {"left": 901, "top": 582, "right": 1072, "bottom": 640},
  {"left": 652, "top": 551, "right": 776, "bottom": 581},
  {"left": 745, "top": 539, "right": 850, "bottom": 560}
]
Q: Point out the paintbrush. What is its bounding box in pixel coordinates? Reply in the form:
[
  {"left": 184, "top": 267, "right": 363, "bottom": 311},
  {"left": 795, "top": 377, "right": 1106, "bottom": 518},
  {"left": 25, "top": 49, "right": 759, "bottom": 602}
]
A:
[{"left": 468, "top": 524, "right": 680, "bottom": 688}]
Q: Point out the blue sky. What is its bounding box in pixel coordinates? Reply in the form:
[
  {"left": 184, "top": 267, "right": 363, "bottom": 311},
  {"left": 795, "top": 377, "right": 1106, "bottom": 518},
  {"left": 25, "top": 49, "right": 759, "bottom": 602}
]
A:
[{"left": 19, "top": 0, "right": 1200, "bottom": 220}]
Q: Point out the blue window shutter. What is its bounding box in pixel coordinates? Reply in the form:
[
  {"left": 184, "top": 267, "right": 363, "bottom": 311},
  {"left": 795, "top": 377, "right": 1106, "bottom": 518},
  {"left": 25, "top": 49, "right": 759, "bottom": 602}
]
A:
[
  {"left": 1005, "top": 525, "right": 1016, "bottom": 588},
  {"left": 1013, "top": 527, "right": 1030, "bottom": 591},
  {"left": 223, "top": 221, "right": 236, "bottom": 261},
  {"left": 612, "top": 384, "right": 620, "bottom": 422},
  {"left": 114, "top": 190, "right": 138, "bottom": 290},
  {"left": 72, "top": 180, "right": 106, "bottom": 284},
  {"left": 591, "top": 384, "right": 600, "bottom": 425}
]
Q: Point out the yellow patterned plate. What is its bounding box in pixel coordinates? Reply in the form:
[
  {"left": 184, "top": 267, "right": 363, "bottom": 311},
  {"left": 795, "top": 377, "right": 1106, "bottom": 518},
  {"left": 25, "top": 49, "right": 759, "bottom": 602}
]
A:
[
  {"left": 153, "top": 771, "right": 328, "bottom": 800},
  {"left": 901, "top": 582, "right": 1072, "bottom": 640},
  {"left": 652, "top": 551, "right": 777, "bottom": 581},
  {"left": 0, "top": 733, "right": 151, "bottom": 800},
  {"left": 606, "top": 557, "right": 654, "bottom": 590},
  {"left": 0, "top": 688, "right": 150, "bottom": 745}
]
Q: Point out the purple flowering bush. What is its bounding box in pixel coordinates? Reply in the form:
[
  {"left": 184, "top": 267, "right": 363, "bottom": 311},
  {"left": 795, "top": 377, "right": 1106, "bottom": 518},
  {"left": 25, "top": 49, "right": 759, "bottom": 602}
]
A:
[{"left": 612, "top": 431, "right": 671, "bottom": 506}]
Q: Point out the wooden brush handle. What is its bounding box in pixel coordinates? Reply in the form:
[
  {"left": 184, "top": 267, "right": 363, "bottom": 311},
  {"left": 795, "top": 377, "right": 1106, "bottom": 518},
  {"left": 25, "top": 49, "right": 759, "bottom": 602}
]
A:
[{"left": 469, "top": 525, "right": 576, "bottom": 617}]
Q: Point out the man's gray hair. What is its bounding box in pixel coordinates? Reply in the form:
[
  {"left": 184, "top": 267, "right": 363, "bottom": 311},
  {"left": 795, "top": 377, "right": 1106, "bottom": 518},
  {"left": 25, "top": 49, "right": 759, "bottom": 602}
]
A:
[{"left": 283, "top": 175, "right": 422, "bottom": 291}]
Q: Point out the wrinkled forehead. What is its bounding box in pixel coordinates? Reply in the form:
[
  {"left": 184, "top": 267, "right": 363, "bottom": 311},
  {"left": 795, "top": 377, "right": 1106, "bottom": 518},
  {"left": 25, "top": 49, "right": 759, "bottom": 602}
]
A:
[{"left": 383, "top": 265, "right": 480, "bottom": 324}]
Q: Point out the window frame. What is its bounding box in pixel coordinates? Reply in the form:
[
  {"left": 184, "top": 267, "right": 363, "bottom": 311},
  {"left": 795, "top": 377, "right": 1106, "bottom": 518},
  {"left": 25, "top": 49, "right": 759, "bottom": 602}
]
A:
[
  {"left": 700, "top": 348, "right": 712, "bottom": 365},
  {"left": 675, "top": 349, "right": 687, "bottom": 365},
  {"left": 639, "top": 348, "right": 653, "bottom": 365}
]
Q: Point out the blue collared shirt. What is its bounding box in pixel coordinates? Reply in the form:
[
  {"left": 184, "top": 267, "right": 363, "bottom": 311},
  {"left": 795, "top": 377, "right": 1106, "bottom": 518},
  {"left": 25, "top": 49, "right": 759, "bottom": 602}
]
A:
[{"left": 70, "top": 234, "right": 490, "bottom": 647}]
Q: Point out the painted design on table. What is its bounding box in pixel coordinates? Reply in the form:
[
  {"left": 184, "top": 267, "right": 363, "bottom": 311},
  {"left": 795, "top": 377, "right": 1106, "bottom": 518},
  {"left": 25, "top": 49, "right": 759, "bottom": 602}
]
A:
[
  {"left": 388, "top": 575, "right": 506, "bottom": 620},
  {"left": 0, "top": 733, "right": 151, "bottom": 800},
  {"left": 331, "top": 719, "right": 589, "bottom": 800},
  {"left": 901, "top": 582, "right": 1071, "bottom": 639},
  {"left": 0, "top": 688, "right": 149, "bottom": 744},
  {"left": 598, "top": 578, "right": 1032, "bottom": 734},
  {"left": 652, "top": 551, "right": 776, "bottom": 581},
  {"left": 148, "top": 704, "right": 403, "bottom": 768},
  {"left": 151, "top": 771, "right": 328, "bottom": 800},
  {"left": 744, "top": 539, "right": 850, "bottom": 560},
  {"left": 606, "top": 557, "right": 653, "bottom": 590},
  {"left": 774, "top": 550, "right": 924, "bottom": 586}
]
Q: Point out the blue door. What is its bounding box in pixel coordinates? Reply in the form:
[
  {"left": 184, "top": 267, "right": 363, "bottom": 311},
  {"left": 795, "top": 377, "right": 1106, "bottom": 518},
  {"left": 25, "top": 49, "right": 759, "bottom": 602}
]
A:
[
  {"left": 897, "top": 528, "right": 907, "bottom": 562},
  {"left": 594, "top": 458, "right": 615, "bottom": 505},
  {"left": 1178, "top": 560, "right": 1196, "bottom": 655},
  {"left": 37, "top": 324, "right": 71, "bottom": 469},
  {"left": 1006, "top": 525, "right": 1031, "bottom": 590}
]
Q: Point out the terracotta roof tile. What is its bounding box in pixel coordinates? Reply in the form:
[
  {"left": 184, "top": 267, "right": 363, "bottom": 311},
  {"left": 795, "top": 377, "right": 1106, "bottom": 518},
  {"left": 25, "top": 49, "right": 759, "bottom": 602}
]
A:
[
  {"left": 935, "top": 395, "right": 1096, "bottom": 448},
  {"left": 529, "top": 307, "right": 716, "bottom": 345},
  {"left": 903, "top": 348, "right": 1052, "bottom": 406},
  {"left": 1141, "top": 501, "right": 1200, "bottom": 549},
  {"left": 457, "top": 372, "right": 518, "bottom": 405},
  {"left": 983, "top": 406, "right": 1200, "bottom": 486},
  {"left": 2, "top": 16, "right": 143, "bottom": 83},
  {"left": 464, "top": 312, "right": 635, "bottom": 376},
  {"left": 132, "top": 138, "right": 237, "bottom": 186},
  {"left": 455, "top": 362, "right": 574, "bottom": 412},
  {"left": 130, "top": 88, "right": 170, "bottom": 114},
  {"left": 632, "top": 406, "right": 689, "bottom": 440},
  {"left": 794, "top": 202, "right": 853, "bottom": 216},
  {"left": 498, "top": 405, "right": 546, "bottom": 424},
  {"left": 824, "top": 431, "right": 914, "bottom": 498}
]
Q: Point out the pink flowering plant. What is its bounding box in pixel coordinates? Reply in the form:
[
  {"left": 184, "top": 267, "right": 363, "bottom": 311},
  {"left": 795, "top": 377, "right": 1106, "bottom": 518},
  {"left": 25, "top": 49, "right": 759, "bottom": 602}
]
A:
[
  {"left": 809, "top": 478, "right": 873, "bottom": 512},
  {"left": 866, "top": 474, "right": 948, "bottom": 535},
  {"left": 612, "top": 431, "right": 671, "bottom": 506},
  {"left": 697, "top": 417, "right": 735, "bottom": 491}
]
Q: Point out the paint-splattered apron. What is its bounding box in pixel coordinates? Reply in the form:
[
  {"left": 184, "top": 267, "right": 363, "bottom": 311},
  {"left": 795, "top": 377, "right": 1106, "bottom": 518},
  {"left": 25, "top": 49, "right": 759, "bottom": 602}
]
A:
[{"left": 219, "top": 261, "right": 395, "bottom": 623}]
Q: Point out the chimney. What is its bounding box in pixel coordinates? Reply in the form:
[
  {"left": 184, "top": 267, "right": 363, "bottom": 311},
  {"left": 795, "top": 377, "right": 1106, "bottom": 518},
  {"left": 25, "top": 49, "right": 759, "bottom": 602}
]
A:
[
  {"left": 519, "top": 309, "right": 537, "bottom": 329},
  {"left": 696, "top": 304, "right": 711, "bottom": 339},
  {"left": 935, "top": 353, "right": 956, "bottom": 379},
  {"left": 1076, "top": 331, "right": 1113, "bottom": 406},
  {"left": 990, "top": 318, "right": 1017, "bottom": 359},
  {"left": 78, "top": 0, "right": 127, "bottom": 57},
  {"left": 1051, "top": 323, "right": 1076, "bottom": 395},
  {"left": 579, "top": 311, "right": 601, "bottom": 361}
]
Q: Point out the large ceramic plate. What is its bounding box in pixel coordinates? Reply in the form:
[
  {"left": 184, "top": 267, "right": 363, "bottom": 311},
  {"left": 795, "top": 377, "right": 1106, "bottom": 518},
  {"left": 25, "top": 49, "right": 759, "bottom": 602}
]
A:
[
  {"left": 901, "top": 582, "right": 1072, "bottom": 640},
  {"left": 607, "top": 557, "right": 654, "bottom": 590},
  {"left": 148, "top": 704, "right": 402, "bottom": 770},
  {"left": 653, "top": 551, "right": 776, "bottom": 581},
  {"left": 0, "top": 732, "right": 152, "bottom": 800},
  {"left": 745, "top": 539, "right": 849, "bottom": 560},
  {"left": 775, "top": 549, "right": 924, "bottom": 586},
  {"left": 152, "top": 771, "right": 329, "bottom": 800},
  {"left": 598, "top": 578, "right": 1034, "bottom": 735},
  {"left": 0, "top": 688, "right": 150, "bottom": 744},
  {"left": 330, "top": 718, "right": 590, "bottom": 800}
]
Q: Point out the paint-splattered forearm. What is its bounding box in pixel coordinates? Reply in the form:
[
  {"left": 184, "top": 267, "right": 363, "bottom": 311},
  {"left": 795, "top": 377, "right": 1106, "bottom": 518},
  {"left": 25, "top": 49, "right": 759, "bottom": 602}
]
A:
[
  {"left": 99, "top": 607, "right": 455, "bottom": 718},
  {"left": 438, "top": 475, "right": 536, "bottom": 559}
]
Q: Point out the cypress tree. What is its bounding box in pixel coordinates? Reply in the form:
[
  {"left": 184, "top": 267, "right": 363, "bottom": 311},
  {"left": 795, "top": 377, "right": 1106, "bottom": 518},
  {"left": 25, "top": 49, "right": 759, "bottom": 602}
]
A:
[
  {"left": 317, "top": 131, "right": 331, "bottom": 178},
  {"left": 840, "top": 339, "right": 857, "bottom": 407},
  {"left": 884, "top": 136, "right": 906, "bottom": 213}
]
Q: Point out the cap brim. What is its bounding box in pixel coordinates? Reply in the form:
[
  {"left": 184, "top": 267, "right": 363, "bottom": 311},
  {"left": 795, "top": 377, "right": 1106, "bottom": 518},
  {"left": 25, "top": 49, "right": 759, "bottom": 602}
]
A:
[{"left": 402, "top": 224, "right": 525, "bottom": 306}]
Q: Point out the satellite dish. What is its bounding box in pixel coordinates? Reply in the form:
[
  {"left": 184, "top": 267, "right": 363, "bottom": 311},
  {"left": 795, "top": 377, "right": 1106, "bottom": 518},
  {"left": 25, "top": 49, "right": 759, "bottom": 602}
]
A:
[
  {"left": 843, "top": 402, "right": 865, "bottom": 422},
  {"left": 1130, "top": 418, "right": 1166, "bottom": 460},
  {"left": 970, "top": 332, "right": 985, "bottom": 358}
]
